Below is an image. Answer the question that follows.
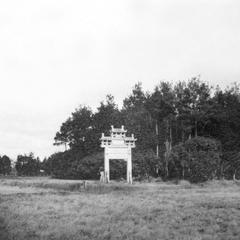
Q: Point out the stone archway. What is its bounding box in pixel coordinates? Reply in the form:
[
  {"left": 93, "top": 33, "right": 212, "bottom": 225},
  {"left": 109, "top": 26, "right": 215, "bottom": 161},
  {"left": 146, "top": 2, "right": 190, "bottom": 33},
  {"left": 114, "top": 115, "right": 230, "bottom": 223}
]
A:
[{"left": 100, "top": 126, "right": 136, "bottom": 184}]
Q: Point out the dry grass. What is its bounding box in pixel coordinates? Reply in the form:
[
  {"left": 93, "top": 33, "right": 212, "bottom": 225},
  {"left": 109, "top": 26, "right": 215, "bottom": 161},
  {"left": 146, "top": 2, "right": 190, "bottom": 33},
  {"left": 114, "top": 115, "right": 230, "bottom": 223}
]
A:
[{"left": 1, "top": 177, "right": 240, "bottom": 240}]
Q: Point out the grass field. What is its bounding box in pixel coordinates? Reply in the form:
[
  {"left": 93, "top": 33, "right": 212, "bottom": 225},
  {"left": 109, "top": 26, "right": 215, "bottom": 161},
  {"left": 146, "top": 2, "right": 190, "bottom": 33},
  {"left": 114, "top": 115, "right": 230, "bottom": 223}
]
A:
[{"left": 1, "top": 177, "right": 240, "bottom": 240}]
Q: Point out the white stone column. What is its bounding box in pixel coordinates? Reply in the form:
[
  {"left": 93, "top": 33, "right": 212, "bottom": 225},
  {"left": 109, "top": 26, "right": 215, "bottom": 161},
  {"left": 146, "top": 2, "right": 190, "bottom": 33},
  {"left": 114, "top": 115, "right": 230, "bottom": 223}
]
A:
[
  {"left": 104, "top": 148, "right": 110, "bottom": 183},
  {"left": 127, "top": 151, "right": 133, "bottom": 184}
]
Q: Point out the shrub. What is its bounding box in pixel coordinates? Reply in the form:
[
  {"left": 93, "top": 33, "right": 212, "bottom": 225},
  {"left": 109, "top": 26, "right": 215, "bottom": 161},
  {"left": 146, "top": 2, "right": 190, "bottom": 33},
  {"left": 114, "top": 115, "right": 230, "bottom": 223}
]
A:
[
  {"left": 73, "top": 152, "right": 103, "bottom": 179},
  {"left": 46, "top": 151, "right": 103, "bottom": 180},
  {"left": 45, "top": 148, "right": 160, "bottom": 180},
  {"left": 46, "top": 150, "right": 86, "bottom": 179},
  {"left": 169, "top": 137, "right": 221, "bottom": 183},
  {"left": 0, "top": 155, "right": 11, "bottom": 175},
  {"left": 221, "top": 151, "right": 240, "bottom": 180},
  {"left": 132, "top": 149, "right": 159, "bottom": 179}
]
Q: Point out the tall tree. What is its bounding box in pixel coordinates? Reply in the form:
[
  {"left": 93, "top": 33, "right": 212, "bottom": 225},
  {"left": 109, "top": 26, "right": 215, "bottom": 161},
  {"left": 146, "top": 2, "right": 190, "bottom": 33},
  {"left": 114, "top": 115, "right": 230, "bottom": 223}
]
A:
[
  {"left": 122, "top": 83, "right": 156, "bottom": 150},
  {"left": 54, "top": 105, "right": 95, "bottom": 153},
  {"left": 146, "top": 82, "right": 175, "bottom": 156},
  {"left": 145, "top": 82, "right": 176, "bottom": 177},
  {"left": 174, "top": 77, "right": 212, "bottom": 140},
  {"left": 93, "top": 94, "right": 123, "bottom": 135}
]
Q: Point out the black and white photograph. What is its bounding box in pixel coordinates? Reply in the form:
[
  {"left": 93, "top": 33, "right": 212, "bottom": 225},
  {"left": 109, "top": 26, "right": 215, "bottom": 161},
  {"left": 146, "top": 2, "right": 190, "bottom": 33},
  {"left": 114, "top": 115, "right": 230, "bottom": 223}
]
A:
[{"left": 1, "top": 0, "right": 240, "bottom": 239}]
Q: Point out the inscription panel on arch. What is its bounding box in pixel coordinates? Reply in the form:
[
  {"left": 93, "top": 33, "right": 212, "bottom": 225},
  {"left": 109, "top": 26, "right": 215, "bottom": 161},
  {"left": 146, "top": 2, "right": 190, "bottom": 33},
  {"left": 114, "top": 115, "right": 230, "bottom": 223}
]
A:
[{"left": 106, "top": 147, "right": 130, "bottom": 160}]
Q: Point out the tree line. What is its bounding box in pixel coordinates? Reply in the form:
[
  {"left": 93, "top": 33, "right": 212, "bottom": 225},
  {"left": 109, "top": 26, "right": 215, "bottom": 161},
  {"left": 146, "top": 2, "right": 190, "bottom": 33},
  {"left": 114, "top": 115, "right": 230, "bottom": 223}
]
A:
[
  {"left": 41, "top": 77, "right": 240, "bottom": 183},
  {"left": 0, "top": 153, "right": 43, "bottom": 176},
  {"left": 2, "top": 77, "right": 240, "bottom": 182}
]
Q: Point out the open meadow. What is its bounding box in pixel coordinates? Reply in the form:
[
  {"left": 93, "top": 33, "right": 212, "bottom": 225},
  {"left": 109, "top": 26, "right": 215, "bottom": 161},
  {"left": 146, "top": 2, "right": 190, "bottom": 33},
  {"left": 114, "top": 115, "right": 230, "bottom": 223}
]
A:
[{"left": 1, "top": 177, "right": 240, "bottom": 240}]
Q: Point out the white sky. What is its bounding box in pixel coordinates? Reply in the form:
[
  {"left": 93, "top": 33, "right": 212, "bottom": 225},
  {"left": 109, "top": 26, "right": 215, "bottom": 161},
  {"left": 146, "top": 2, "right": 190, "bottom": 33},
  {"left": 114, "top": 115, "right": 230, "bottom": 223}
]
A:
[{"left": 0, "top": 0, "right": 240, "bottom": 160}]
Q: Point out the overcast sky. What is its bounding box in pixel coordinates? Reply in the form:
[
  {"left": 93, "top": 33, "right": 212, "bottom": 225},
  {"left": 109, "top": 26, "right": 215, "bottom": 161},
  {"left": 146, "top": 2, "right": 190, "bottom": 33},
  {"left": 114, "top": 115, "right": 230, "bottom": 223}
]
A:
[{"left": 0, "top": 0, "right": 240, "bottom": 160}]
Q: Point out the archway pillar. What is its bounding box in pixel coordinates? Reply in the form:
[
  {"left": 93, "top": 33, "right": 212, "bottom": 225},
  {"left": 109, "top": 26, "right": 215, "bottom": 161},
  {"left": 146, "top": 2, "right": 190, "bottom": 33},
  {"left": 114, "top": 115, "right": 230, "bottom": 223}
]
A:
[
  {"left": 127, "top": 153, "right": 133, "bottom": 184},
  {"left": 104, "top": 150, "right": 110, "bottom": 183}
]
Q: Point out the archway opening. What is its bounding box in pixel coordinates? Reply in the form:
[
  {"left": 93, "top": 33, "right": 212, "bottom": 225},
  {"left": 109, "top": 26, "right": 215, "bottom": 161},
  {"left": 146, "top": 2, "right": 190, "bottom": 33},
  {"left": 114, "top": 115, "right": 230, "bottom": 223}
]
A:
[{"left": 110, "top": 159, "right": 127, "bottom": 181}]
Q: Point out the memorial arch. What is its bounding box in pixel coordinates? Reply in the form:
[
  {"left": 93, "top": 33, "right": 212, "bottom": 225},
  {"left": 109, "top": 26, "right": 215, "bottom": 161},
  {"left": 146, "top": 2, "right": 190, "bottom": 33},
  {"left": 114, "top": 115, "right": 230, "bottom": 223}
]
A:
[{"left": 100, "top": 126, "right": 137, "bottom": 184}]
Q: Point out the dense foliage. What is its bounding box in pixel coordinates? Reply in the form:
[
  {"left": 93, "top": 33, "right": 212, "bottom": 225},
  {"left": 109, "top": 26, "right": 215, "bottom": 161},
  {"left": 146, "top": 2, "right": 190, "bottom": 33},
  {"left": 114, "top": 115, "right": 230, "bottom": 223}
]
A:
[
  {"left": 42, "top": 78, "right": 240, "bottom": 182},
  {"left": 0, "top": 155, "right": 11, "bottom": 175},
  {"left": 15, "top": 153, "right": 41, "bottom": 176},
  {"left": 169, "top": 137, "right": 221, "bottom": 183}
]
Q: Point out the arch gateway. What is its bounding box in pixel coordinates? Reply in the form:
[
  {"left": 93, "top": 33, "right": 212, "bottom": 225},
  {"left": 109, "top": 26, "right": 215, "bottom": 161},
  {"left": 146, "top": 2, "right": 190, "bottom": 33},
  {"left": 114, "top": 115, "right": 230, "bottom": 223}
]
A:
[{"left": 100, "top": 126, "right": 137, "bottom": 184}]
